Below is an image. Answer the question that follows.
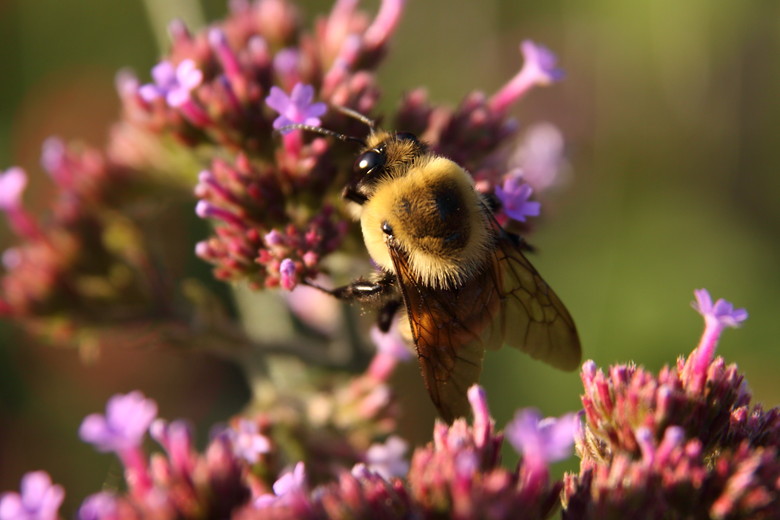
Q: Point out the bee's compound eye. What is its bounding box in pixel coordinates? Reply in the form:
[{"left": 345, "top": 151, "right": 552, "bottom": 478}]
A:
[
  {"left": 381, "top": 221, "right": 394, "bottom": 236},
  {"left": 354, "top": 150, "right": 384, "bottom": 176}
]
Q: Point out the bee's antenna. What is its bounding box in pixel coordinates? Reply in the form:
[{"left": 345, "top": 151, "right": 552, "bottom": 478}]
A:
[
  {"left": 276, "top": 124, "right": 366, "bottom": 147},
  {"left": 331, "top": 105, "right": 376, "bottom": 130}
]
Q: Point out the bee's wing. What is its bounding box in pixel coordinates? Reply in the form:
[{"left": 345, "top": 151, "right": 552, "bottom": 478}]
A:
[
  {"left": 494, "top": 233, "right": 581, "bottom": 371},
  {"left": 388, "top": 241, "right": 502, "bottom": 423}
]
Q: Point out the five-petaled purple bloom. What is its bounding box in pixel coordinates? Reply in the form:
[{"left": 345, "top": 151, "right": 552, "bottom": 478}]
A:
[
  {"left": 265, "top": 83, "right": 327, "bottom": 133},
  {"left": 139, "top": 59, "right": 204, "bottom": 107},
  {"left": 79, "top": 391, "right": 158, "bottom": 453},
  {"left": 506, "top": 408, "right": 578, "bottom": 471},
  {"left": 0, "top": 471, "right": 64, "bottom": 520},
  {"left": 495, "top": 174, "right": 541, "bottom": 222},
  {"left": 692, "top": 288, "right": 748, "bottom": 330}
]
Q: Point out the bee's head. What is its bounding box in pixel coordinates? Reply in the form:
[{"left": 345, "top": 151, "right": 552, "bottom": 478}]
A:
[{"left": 343, "top": 131, "right": 428, "bottom": 205}]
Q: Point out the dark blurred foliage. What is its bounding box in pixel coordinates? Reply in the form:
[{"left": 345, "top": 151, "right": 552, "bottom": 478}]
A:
[{"left": 1, "top": 0, "right": 778, "bottom": 514}]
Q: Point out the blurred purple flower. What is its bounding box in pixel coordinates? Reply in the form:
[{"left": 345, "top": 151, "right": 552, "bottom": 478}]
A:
[
  {"left": 265, "top": 83, "right": 327, "bottom": 132},
  {"left": 0, "top": 471, "right": 64, "bottom": 520},
  {"left": 79, "top": 391, "right": 158, "bottom": 453},
  {"left": 511, "top": 122, "right": 566, "bottom": 192},
  {"left": 365, "top": 435, "right": 409, "bottom": 480},
  {"left": 0, "top": 167, "right": 28, "bottom": 212},
  {"left": 489, "top": 40, "right": 564, "bottom": 113},
  {"left": 77, "top": 492, "right": 118, "bottom": 520},
  {"left": 139, "top": 59, "right": 203, "bottom": 107},
  {"left": 274, "top": 462, "right": 307, "bottom": 496},
  {"left": 229, "top": 419, "right": 271, "bottom": 464},
  {"left": 495, "top": 174, "right": 541, "bottom": 222},
  {"left": 278, "top": 258, "right": 298, "bottom": 290},
  {"left": 506, "top": 408, "right": 578, "bottom": 470}
]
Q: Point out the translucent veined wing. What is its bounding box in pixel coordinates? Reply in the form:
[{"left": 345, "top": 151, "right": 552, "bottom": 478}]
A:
[
  {"left": 387, "top": 239, "right": 502, "bottom": 423},
  {"left": 386, "top": 230, "right": 580, "bottom": 422},
  {"left": 493, "top": 232, "right": 581, "bottom": 371}
]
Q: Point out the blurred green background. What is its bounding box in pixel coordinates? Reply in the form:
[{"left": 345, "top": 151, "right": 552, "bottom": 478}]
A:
[{"left": 1, "top": 0, "right": 779, "bottom": 512}]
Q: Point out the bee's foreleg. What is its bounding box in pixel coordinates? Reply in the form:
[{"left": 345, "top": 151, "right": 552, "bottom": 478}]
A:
[{"left": 302, "top": 272, "right": 396, "bottom": 304}]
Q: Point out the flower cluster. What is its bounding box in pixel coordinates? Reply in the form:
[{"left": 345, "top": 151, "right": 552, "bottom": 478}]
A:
[
  {"left": 0, "top": 381, "right": 576, "bottom": 520},
  {"left": 563, "top": 290, "right": 780, "bottom": 519},
  {"left": 0, "top": 0, "right": 564, "bottom": 354}
]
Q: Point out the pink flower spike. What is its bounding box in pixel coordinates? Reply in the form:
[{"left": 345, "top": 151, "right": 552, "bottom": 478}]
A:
[
  {"left": 468, "top": 385, "right": 492, "bottom": 448},
  {"left": 364, "top": 0, "right": 406, "bottom": 49},
  {"left": 265, "top": 83, "right": 327, "bottom": 133},
  {"left": 0, "top": 167, "right": 28, "bottom": 212},
  {"left": 686, "top": 289, "right": 748, "bottom": 392},
  {"left": 208, "top": 28, "right": 242, "bottom": 79},
  {"left": 0, "top": 471, "right": 64, "bottom": 520},
  {"left": 495, "top": 175, "right": 541, "bottom": 223},
  {"left": 489, "top": 40, "right": 564, "bottom": 113}
]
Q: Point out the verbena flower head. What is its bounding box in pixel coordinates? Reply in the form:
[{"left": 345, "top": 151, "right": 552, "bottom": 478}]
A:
[
  {"left": 0, "top": 471, "right": 64, "bottom": 520},
  {"left": 79, "top": 391, "right": 158, "bottom": 453},
  {"left": 567, "top": 290, "right": 780, "bottom": 519}
]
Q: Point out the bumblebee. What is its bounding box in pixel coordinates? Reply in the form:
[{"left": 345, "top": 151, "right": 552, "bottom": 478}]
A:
[{"left": 292, "top": 118, "right": 581, "bottom": 423}]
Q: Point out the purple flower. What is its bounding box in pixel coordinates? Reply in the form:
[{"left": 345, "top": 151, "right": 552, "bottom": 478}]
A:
[
  {"left": 685, "top": 289, "right": 748, "bottom": 393},
  {"left": 489, "top": 40, "right": 564, "bottom": 113},
  {"left": 692, "top": 289, "right": 748, "bottom": 329},
  {"left": 279, "top": 258, "right": 297, "bottom": 290},
  {"left": 139, "top": 59, "right": 203, "bottom": 107},
  {"left": 273, "top": 462, "right": 307, "bottom": 496},
  {"left": 265, "top": 83, "right": 327, "bottom": 133},
  {"left": 255, "top": 461, "right": 308, "bottom": 507},
  {"left": 520, "top": 40, "right": 565, "bottom": 85},
  {"left": 506, "top": 408, "right": 578, "bottom": 470},
  {"left": 365, "top": 435, "right": 409, "bottom": 480},
  {"left": 79, "top": 391, "right": 158, "bottom": 453},
  {"left": 77, "top": 492, "right": 118, "bottom": 520},
  {"left": 0, "top": 471, "right": 64, "bottom": 520},
  {"left": 0, "top": 167, "right": 28, "bottom": 212},
  {"left": 494, "top": 174, "right": 541, "bottom": 222},
  {"left": 228, "top": 419, "right": 271, "bottom": 464}
]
